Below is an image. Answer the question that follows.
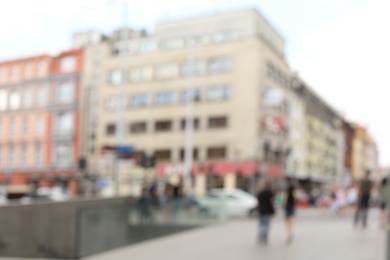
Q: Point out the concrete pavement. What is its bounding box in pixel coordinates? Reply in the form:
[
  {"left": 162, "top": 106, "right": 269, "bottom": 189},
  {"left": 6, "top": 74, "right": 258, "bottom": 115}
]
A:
[{"left": 86, "top": 209, "right": 386, "bottom": 260}]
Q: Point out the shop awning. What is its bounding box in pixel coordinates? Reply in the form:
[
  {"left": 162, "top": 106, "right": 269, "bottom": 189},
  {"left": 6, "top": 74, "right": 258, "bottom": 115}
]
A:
[{"left": 7, "top": 185, "right": 31, "bottom": 194}]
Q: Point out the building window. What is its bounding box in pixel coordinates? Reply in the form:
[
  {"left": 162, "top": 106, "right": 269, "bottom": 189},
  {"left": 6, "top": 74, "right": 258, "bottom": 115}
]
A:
[
  {"left": 154, "top": 91, "right": 176, "bottom": 106},
  {"left": 35, "top": 116, "right": 44, "bottom": 135},
  {"left": 53, "top": 143, "right": 72, "bottom": 167},
  {"left": 208, "top": 57, "right": 232, "bottom": 73},
  {"left": 9, "top": 92, "right": 21, "bottom": 110},
  {"left": 155, "top": 63, "right": 179, "bottom": 80},
  {"left": 7, "top": 146, "right": 14, "bottom": 166},
  {"left": 24, "top": 63, "right": 33, "bottom": 78},
  {"left": 12, "top": 65, "right": 20, "bottom": 80},
  {"left": 207, "top": 86, "right": 231, "bottom": 101},
  {"left": 130, "top": 122, "right": 147, "bottom": 134},
  {"left": 212, "top": 31, "right": 233, "bottom": 43},
  {"left": 154, "top": 149, "right": 171, "bottom": 161},
  {"left": 181, "top": 60, "right": 206, "bottom": 76},
  {"left": 36, "top": 86, "right": 49, "bottom": 107},
  {"left": 155, "top": 120, "right": 172, "bottom": 132},
  {"left": 22, "top": 89, "right": 33, "bottom": 108},
  {"left": 107, "top": 69, "right": 123, "bottom": 85},
  {"left": 135, "top": 41, "right": 157, "bottom": 54},
  {"left": 180, "top": 148, "right": 199, "bottom": 161},
  {"left": 105, "top": 96, "right": 125, "bottom": 111},
  {"left": 34, "top": 144, "right": 43, "bottom": 165},
  {"left": 207, "top": 147, "right": 226, "bottom": 160},
  {"left": 208, "top": 116, "right": 228, "bottom": 128},
  {"left": 55, "top": 112, "right": 73, "bottom": 135},
  {"left": 0, "top": 90, "right": 8, "bottom": 111},
  {"left": 129, "top": 94, "right": 149, "bottom": 108},
  {"left": 180, "top": 89, "right": 201, "bottom": 103},
  {"left": 106, "top": 124, "right": 116, "bottom": 136},
  {"left": 22, "top": 116, "right": 28, "bottom": 135},
  {"left": 9, "top": 118, "right": 15, "bottom": 135},
  {"left": 56, "top": 81, "right": 75, "bottom": 104},
  {"left": 38, "top": 61, "right": 47, "bottom": 76},
  {"left": 181, "top": 118, "right": 200, "bottom": 130},
  {"left": 60, "top": 56, "right": 76, "bottom": 73},
  {"left": 159, "top": 38, "right": 184, "bottom": 50},
  {"left": 130, "top": 66, "right": 153, "bottom": 82},
  {"left": 0, "top": 120, "right": 2, "bottom": 135},
  {"left": 20, "top": 145, "right": 27, "bottom": 166}
]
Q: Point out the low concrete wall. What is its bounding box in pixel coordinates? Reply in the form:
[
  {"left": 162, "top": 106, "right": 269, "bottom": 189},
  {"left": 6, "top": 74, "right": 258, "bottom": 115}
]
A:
[{"left": 0, "top": 197, "right": 129, "bottom": 259}]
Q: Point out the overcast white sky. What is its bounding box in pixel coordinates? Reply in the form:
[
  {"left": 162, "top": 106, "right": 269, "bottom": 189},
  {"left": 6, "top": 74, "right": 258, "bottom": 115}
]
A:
[{"left": 0, "top": 0, "right": 389, "bottom": 165}]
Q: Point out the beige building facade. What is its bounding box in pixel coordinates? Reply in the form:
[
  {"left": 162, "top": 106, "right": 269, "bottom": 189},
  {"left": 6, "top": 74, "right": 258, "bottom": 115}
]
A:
[{"left": 79, "top": 9, "right": 292, "bottom": 195}]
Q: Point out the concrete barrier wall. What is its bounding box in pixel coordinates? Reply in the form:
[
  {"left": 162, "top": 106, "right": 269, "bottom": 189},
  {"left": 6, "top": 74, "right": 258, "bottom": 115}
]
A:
[{"left": 0, "top": 197, "right": 129, "bottom": 259}]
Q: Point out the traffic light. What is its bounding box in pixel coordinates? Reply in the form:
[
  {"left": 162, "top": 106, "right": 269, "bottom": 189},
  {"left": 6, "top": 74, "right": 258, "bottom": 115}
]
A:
[{"left": 78, "top": 157, "right": 87, "bottom": 170}]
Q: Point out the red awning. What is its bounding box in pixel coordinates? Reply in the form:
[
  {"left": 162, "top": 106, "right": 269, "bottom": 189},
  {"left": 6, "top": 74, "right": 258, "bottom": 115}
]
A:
[
  {"left": 238, "top": 161, "right": 259, "bottom": 176},
  {"left": 264, "top": 165, "right": 284, "bottom": 178}
]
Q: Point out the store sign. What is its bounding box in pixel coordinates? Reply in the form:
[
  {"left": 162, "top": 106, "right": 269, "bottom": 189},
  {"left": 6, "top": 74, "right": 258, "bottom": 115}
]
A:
[
  {"left": 157, "top": 164, "right": 193, "bottom": 177},
  {"left": 261, "top": 89, "right": 284, "bottom": 107},
  {"left": 262, "top": 116, "right": 285, "bottom": 133}
]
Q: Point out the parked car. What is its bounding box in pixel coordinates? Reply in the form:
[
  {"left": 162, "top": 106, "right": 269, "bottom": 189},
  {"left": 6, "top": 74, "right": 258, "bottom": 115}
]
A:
[{"left": 196, "top": 189, "right": 257, "bottom": 218}]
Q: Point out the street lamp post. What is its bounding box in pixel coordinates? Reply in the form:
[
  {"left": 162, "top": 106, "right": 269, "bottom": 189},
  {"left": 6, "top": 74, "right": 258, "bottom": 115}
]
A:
[{"left": 112, "top": 0, "right": 129, "bottom": 196}]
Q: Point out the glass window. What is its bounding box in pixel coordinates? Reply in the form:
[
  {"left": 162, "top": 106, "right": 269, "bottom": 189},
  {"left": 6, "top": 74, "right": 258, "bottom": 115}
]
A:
[
  {"left": 24, "top": 63, "right": 33, "bottom": 78},
  {"left": 53, "top": 143, "right": 72, "bottom": 167},
  {"left": 7, "top": 146, "right": 14, "bottom": 166},
  {"left": 56, "top": 81, "right": 75, "bottom": 104},
  {"left": 208, "top": 116, "right": 228, "bottom": 128},
  {"left": 129, "top": 94, "right": 149, "bottom": 108},
  {"left": 207, "top": 147, "right": 226, "bottom": 160},
  {"left": 36, "top": 86, "right": 49, "bottom": 107},
  {"left": 154, "top": 149, "right": 171, "bottom": 161},
  {"left": 155, "top": 63, "right": 178, "bottom": 80},
  {"left": 160, "top": 38, "right": 184, "bottom": 50},
  {"left": 22, "top": 117, "right": 28, "bottom": 135},
  {"left": 0, "top": 90, "right": 8, "bottom": 111},
  {"left": 208, "top": 57, "right": 232, "bottom": 73},
  {"left": 181, "top": 118, "right": 200, "bottom": 130},
  {"left": 106, "top": 124, "right": 116, "bottom": 136},
  {"left": 212, "top": 31, "right": 233, "bottom": 43},
  {"left": 12, "top": 65, "right": 20, "bottom": 80},
  {"left": 60, "top": 56, "right": 76, "bottom": 72},
  {"left": 35, "top": 116, "right": 44, "bottom": 135},
  {"left": 180, "top": 89, "right": 201, "bottom": 103},
  {"left": 9, "top": 118, "right": 15, "bottom": 135},
  {"left": 207, "top": 86, "right": 231, "bottom": 101},
  {"left": 136, "top": 41, "right": 157, "bottom": 53},
  {"left": 20, "top": 145, "right": 27, "bottom": 166},
  {"left": 38, "top": 61, "right": 47, "bottom": 76},
  {"left": 55, "top": 112, "right": 73, "bottom": 135},
  {"left": 9, "top": 92, "right": 21, "bottom": 110},
  {"left": 180, "top": 148, "right": 199, "bottom": 161},
  {"left": 130, "top": 66, "right": 153, "bottom": 82},
  {"left": 105, "top": 96, "right": 125, "bottom": 111},
  {"left": 154, "top": 91, "right": 176, "bottom": 106},
  {"left": 155, "top": 120, "right": 172, "bottom": 132},
  {"left": 34, "top": 144, "right": 42, "bottom": 165},
  {"left": 181, "top": 60, "right": 206, "bottom": 76},
  {"left": 22, "top": 89, "right": 33, "bottom": 108},
  {"left": 107, "top": 69, "right": 123, "bottom": 85},
  {"left": 130, "top": 122, "right": 147, "bottom": 134}
]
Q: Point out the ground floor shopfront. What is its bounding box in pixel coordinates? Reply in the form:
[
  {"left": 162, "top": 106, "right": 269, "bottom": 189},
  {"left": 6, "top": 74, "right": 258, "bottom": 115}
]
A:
[
  {"left": 98, "top": 161, "right": 286, "bottom": 197},
  {"left": 0, "top": 170, "right": 80, "bottom": 199}
]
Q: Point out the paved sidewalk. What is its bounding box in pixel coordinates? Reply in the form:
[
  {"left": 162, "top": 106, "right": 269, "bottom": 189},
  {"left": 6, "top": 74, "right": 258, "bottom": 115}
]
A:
[{"left": 86, "top": 209, "right": 386, "bottom": 260}]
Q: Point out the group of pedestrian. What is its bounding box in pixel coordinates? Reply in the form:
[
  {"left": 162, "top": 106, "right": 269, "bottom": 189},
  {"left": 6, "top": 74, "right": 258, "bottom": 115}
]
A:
[
  {"left": 138, "top": 177, "right": 185, "bottom": 222},
  {"left": 256, "top": 181, "right": 297, "bottom": 245},
  {"left": 256, "top": 170, "right": 389, "bottom": 245}
]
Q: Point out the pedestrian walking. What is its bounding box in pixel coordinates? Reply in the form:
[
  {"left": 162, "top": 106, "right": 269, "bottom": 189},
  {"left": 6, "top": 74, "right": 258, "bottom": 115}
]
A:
[
  {"left": 379, "top": 177, "right": 388, "bottom": 228},
  {"left": 284, "top": 185, "right": 296, "bottom": 243},
  {"left": 256, "top": 182, "right": 275, "bottom": 244},
  {"left": 354, "top": 170, "right": 374, "bottom": 228}
]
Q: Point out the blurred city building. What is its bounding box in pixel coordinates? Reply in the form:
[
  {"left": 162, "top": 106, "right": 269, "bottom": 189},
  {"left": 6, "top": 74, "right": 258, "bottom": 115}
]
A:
[
  {"left": 0, "top": 49, "right": 83, "bottom": 198},
  {"left": 80, "top": 9, "right": 291, "bottom": 196}
]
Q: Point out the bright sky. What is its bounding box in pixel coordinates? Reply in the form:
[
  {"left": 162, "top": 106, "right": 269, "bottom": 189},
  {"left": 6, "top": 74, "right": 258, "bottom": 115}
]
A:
[{"left": 1, "top": 0, "right": 389, "bottom": 165}]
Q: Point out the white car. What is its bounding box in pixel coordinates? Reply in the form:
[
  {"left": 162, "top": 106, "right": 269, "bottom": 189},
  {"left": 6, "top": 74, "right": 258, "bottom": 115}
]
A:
[{"left": 197, "top": 189, "right": 257, "bottom": 217}]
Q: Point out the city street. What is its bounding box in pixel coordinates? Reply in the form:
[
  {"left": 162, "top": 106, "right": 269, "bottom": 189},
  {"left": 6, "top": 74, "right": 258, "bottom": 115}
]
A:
[{"left": 88, "top": 208, "right": 385, "bottom": 260}]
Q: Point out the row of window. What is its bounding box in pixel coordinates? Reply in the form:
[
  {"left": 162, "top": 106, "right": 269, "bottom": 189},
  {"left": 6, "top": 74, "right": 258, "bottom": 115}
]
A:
[
  {"left": 111, "top": 31, "right": 235, "bottom": 56},
  {"left": 0, "top": 117, "right": 45, "bottom": 136},
  {"left": 0, "top": 80, "right": 77, "bottom": 112},
  {"left": 105, "top": 86, "right": 231, "bottom": 110},
  {"left": 0, "top": 143, "right": 73, "bottom": 167},
  {"left": 106, "top": 116, "right": 228, "bottom": 135},
  {"left": 0, "top": 56, "right": 76, "bottom": 83},
  {"left": 148, "top": 146, "right": 227, "bottom": 162},
  {"left": 107, "top": 57, "right": 232, "bottom": 84}
]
